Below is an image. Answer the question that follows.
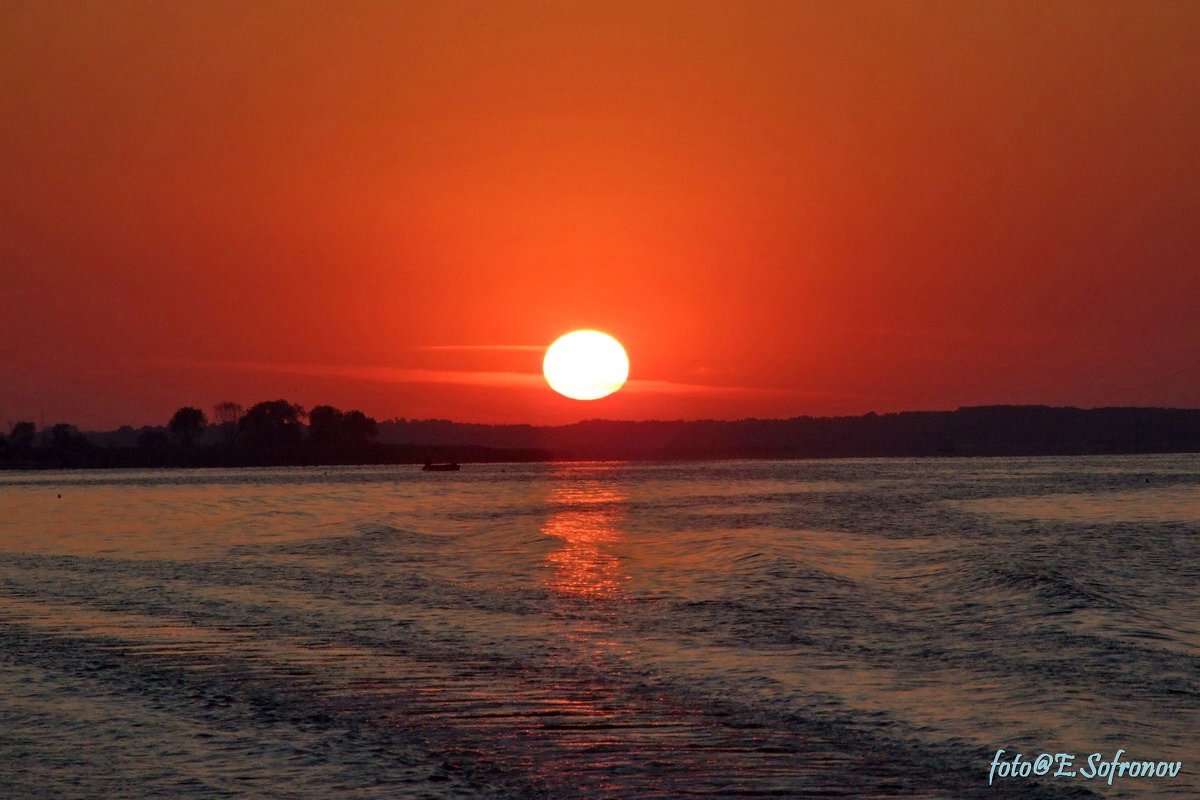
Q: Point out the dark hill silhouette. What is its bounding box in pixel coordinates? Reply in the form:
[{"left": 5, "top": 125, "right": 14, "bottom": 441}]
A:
[{"left": 379, "top": 406, "right": 1200, "bottom": 461}]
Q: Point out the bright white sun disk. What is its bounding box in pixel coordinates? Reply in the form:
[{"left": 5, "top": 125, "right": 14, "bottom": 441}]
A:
[{"left": 543, "top": 330, "right": 629, "bottom": 400}]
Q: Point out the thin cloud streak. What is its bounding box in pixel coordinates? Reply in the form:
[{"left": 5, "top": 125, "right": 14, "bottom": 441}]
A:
[
  {"left": 191, "top": 359, "right": 545, "bottom": 389},
  {"left": 163, "top": 358, "right": 787, "bottom": 396},
  {"left": 622, "top": 379, "right": 785, "bottom": 396},
  {"left": 410, "top": 344, "right": 545, "bottom": 352}
]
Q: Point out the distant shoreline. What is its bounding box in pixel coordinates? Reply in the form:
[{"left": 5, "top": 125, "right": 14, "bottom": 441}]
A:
[
  {"left": 4, "top": 405, "right": 1198, "bottom": 470},
  {"left": 3, "top": 450, "right": 1199, "bottom": 474}
]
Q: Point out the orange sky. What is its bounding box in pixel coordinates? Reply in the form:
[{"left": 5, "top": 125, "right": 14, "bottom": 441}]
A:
[{"left": 3, "top": 1, "right": 1199, "bottom": 429}]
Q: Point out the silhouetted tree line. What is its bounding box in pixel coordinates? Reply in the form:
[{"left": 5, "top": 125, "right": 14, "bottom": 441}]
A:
[
  {"left": 0, "top": 399, "right": 544, "bottom": 469},
  {"left": 0, "top": 421, "right": 93, "bottom": 468},
  {"left": 2, "top": 401, "right": 382, "bottom": 469},
  {"left": 3, "top": 404, "right": 1198, "bottom": 470}
]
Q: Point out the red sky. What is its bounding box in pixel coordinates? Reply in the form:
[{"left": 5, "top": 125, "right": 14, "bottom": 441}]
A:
[{"left": 3, "top": 1, "right": 1199, "bottom": 429}]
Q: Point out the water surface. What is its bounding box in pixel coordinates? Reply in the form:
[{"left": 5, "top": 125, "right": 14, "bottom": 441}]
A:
[{"left": 1, "top": 457, "right": 1196, "bottom": 797}]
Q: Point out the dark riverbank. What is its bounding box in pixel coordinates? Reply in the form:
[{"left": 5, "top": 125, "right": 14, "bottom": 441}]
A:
[
  {"left": 0, "top": 443, "right": 551, "bottom": 471},
  {"left": 3, "top": 405, "right": 1199, "bottom": 470}
]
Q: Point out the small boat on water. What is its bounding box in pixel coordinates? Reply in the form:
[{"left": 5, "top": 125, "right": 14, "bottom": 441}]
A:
[{"left": 422, "top": 460, "right": 461, "bottom": 472}]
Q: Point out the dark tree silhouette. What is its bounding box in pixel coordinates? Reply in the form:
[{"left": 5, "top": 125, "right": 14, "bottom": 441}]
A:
[
  {"left": 212, "top": 401, "right": 243, "bottom": 444},
  {"left": 239, "top": 400, "right": 306, "bottom": 448},
  {"left": 341, "top": 409, "right": 378, "bottom": 445},
  {"left": 47, "top": 423, "right": 89, "bottom": 455},
  {"left": 9, "top": 421, "right": 36, "bottom": 451},
  {"left": 308, "top": 405, "right": 345, "bottom": 446},
  {"left": 309, "top": 406, "right": 378, "bottom": 447},
  {"left": 169, "top": 407, "right": 208, "bottom": 447}
]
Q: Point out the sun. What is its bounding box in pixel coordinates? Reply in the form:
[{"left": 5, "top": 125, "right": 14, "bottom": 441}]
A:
[{"left": 543, "top": 330, "right": 630, "bottom": 400}]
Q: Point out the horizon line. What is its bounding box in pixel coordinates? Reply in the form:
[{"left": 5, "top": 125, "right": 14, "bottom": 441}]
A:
[{"left": 65, "top": 402, "right": 1200, "bottom": 434}]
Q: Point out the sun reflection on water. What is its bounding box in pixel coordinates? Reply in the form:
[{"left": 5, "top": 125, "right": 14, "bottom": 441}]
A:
[{"left": 541, "top": 470, "right": 628, "bottom": 600}]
